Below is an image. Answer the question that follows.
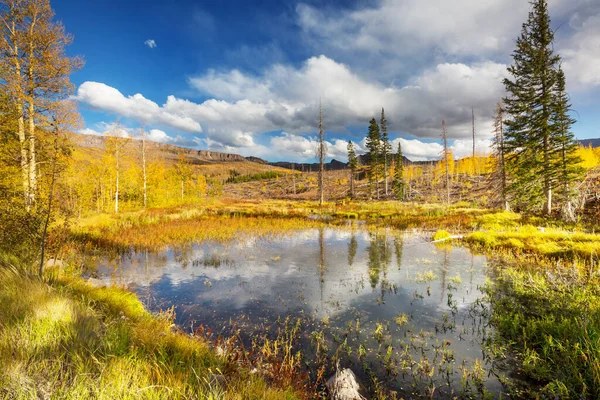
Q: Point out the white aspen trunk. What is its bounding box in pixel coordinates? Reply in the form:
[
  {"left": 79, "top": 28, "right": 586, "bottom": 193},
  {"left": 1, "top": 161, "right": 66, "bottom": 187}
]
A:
[
  {"left": 11, "top": 27, "right": 29, "bottom": 207},
  {"left": 27, "top": 13, "right": 39, "bottom": 207},
  {"left": 28, "top": 100, "right": 36, "bottom": 205}
]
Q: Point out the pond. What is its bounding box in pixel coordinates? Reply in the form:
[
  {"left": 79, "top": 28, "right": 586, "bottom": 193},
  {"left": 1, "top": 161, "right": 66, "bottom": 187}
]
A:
[{"left": 91, "top": 225, "right": 509, "bottom": 398}]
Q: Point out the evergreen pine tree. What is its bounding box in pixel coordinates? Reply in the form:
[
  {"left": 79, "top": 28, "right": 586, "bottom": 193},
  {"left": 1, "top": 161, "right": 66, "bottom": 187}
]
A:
[
  {"left": 380, "top": 108, "right": 391, "bottom": 197},
  {"left": 552, "top": 68, "right": 581, "bottom": 221},
  {"left": 503, "top": 0, "right": 561, "bottom": 214},
  {"left": 347, "top": 140, "right": 358, "bottom": 199},
  {"left": 393, "top": 142, "right": 405, "bottom": 200},
  {"left": 365, "top": 118, "right": 381, "bottom": 199}
]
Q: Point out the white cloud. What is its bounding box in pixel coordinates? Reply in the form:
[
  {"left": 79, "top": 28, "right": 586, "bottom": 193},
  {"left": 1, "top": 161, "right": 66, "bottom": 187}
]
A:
[
  {"left": 296, "top": 0, "right": 531, "bottom": 59},
  {"left": 74, "top": 82, "right": 202, "bottom": 133},
  {"left": 147, "top": 129, "right": 170, "bottom": 143},
  {"left": 560, "top": 13, "right": 600, "bottom": 88},
  {"left": 76, "top": 55, "right": 506, "bottom": 160},
  {"left": 144, "top": 39, "right": 157, "bottom": 49},
  {"left": 186, "top": 55, "right": 507, "bottom": 140}
]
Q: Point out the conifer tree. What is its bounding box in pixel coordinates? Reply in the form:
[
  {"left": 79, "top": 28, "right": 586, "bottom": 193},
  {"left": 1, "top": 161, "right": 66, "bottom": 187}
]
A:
[
  {"left": 380, "top": 108, "right": 391, "bottom": 197},
  {"left": 347, "top": 140, "right": 358, "bottom": 199},
  {"left": 393, "top": 141, "right": 405, "bottom": 200},
  {"left": 503, "top": 0, "right": 561, "bottom": 214},
  {"left": 365, "top": 117, "right": 381, "bottom": 199},
  {"left": 552, "top": 68, "right": 581, "bottom": 221}
]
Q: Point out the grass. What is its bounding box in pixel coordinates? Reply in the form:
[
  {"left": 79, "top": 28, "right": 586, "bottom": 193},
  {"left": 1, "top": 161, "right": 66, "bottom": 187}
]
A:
[
  {"left": 464, "top": 225, "right": 600, "bottom": 261},
  {"left": 485, "top": 260, "right": 600, "bottom": 399},
  {"left": 0, "top": 266, "right": 303, "bottom": 399},
  {"left": 71, "top": 208, "right": 326, "bottom": 253}
]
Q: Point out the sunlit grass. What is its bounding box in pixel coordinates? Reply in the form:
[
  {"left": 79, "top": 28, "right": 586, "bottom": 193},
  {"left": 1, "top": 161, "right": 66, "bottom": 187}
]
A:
[
  {"left": 0, "top": 268, "right": 304, "bottom": 399},
  {"left": 465, "top": 225, "right": 600, "bottom": 261}
]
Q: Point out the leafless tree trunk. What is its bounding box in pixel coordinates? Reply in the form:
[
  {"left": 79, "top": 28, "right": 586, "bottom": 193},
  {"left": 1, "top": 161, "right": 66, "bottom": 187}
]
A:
[
  {"left": 349, "top": 168, "right": 354, "bottom": 198},
  {"left": 472, "top": 107, "right": 476, "bottom": 159},
  {"left": 497, "top": 106, "right": 509, "bottom": 211},
  {"left": 442, "top": 120, "right": 450, "bottom": 204},
  {"left": 141, "top": 128, "right": 147, "bottom": 208},
  {"left": 318, "top": 101, "right": 326, "bottom": 206},
  {"left": 39, "top": 123, "right": 58, "bottom": 278},
  {"left": 471, "top": 106, "right": 476, "bottom": 175},
  {"left": 115, "top": 143, "right": 120, "bottom": 213},
  {"left": 292, "top": 162, "right": 296, "bottom": 195}
]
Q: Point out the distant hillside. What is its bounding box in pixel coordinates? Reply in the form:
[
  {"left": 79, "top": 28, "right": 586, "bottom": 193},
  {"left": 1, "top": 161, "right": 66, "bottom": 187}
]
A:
[
  {"left": 69, "top": 133, "right": 248, "bottom": 165},
  {"left": 579, "top": 138, "right": 600, "bottom": 148},
  {"left": 67, "top": 133, "right": 293, "bottom": 180},
  {"left": 269, "top": 154, "right": 414, "bottom": 172}
]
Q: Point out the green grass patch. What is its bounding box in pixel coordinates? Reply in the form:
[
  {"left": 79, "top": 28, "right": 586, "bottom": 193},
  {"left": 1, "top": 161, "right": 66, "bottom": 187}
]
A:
[{"left": 486, "top": 264, "right": 600, "bottom": 398}]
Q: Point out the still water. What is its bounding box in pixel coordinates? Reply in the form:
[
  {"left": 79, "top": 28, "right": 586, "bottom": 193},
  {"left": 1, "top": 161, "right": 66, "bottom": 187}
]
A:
[{"left": 92, "top": 226, "right": 508, "bottom": 398}]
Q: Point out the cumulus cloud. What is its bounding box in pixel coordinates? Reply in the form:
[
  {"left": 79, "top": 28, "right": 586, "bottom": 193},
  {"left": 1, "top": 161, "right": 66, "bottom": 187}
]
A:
[
  {"left": 76, "top": 55, "right": 505, "bottom": 160},
  {"left": 186, "top": 55, "right": 507, "bottom": 139},
  {"left": 144, "top": 39, "right": 157, "bottom": 49},
  {"left": 296, "top": 0, "right": 530, "bottom": 58},
  {"left": 560, "top": 13, "right": 600, "bottom": 88},
  {"left": 74, "top": 82, "right": 202, "bottom": 133}
]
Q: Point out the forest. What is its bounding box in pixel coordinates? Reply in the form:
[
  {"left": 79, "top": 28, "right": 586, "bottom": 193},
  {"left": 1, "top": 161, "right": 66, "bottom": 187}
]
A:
[{"left": 1, "top": 0, "right": 600, "bottom": 399}]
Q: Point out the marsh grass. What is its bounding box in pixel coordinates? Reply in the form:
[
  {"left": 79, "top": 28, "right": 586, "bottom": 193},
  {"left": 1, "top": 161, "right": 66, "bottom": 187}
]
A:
[
  {"left": 465, "top": 226, "right": 600, "bottom": 262},
  {"left": 484, "top": 261, "right": 600, "bottom": 399},
  {"left": 72, "top": 213, "right": 326, "bottom": 253},
  {"left": 0, "top": 268, "right": 303, "bottom": 399}
]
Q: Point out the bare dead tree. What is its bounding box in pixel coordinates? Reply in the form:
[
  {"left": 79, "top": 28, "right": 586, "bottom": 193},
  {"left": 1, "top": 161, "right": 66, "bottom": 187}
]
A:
[
  {"left": 472, "top": 107, "right": 476, "bottom": 160},
  {"left": 442, "top": 120, "right": 450, "bottom": 204},
  {"left": 291, "top": 162, "right": 296, "bottom": 195},
  {"left": 139, "top": 127, "right": 147, "bottom": 208},
  {"left": 318, "top": 100, "right": 326, "bottom": 206},
  {"left": 494, "top": 103, "right": 509, "bottom": 211}
]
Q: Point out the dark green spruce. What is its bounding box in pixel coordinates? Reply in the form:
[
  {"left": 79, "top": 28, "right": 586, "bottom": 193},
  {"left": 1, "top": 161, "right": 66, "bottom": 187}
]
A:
[
  {"left": 393, "top": 141, "right": 405, "bottom": 200},
  {"left": 365, "top": 117, "right": 382, "bottom": 199},
  {"left": 502, "top": 0, "right": 579, "bottom": 216}
]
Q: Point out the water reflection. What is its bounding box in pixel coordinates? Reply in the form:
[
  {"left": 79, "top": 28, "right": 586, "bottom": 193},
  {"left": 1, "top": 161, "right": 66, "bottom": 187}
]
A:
[{"left": 92, "top": 227, "right": 506, "bottom": 398}]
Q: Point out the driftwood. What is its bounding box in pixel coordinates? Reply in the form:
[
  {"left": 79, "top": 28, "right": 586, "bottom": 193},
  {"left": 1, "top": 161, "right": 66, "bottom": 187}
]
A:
[{"left": 430, "top": 235, "right": 464, "bottom": 244}]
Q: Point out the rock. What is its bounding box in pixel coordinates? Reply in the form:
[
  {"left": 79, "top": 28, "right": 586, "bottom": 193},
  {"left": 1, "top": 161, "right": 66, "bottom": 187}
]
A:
[
  {"left": 326, "top": 368, "right": 365, "bottom": 400},
  {"left": 86, "top": 278, "right": 106, "bottom": 288}
]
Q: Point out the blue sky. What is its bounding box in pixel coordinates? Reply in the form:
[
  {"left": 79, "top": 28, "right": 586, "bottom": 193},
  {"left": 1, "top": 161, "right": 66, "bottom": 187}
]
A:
[{"left": 55, "top": 0, "right": 600, "bottom": 162}]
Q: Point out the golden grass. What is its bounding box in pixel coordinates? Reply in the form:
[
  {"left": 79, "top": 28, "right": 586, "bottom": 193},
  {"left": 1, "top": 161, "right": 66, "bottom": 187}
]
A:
[{"left": 0, "top": 268, "right": 303, "bottom": 399}]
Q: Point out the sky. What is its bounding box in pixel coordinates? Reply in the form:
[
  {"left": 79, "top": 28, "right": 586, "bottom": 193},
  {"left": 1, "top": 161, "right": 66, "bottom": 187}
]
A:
[{"left": 53, "top": 0, "right": 600, "bottom": 162}]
